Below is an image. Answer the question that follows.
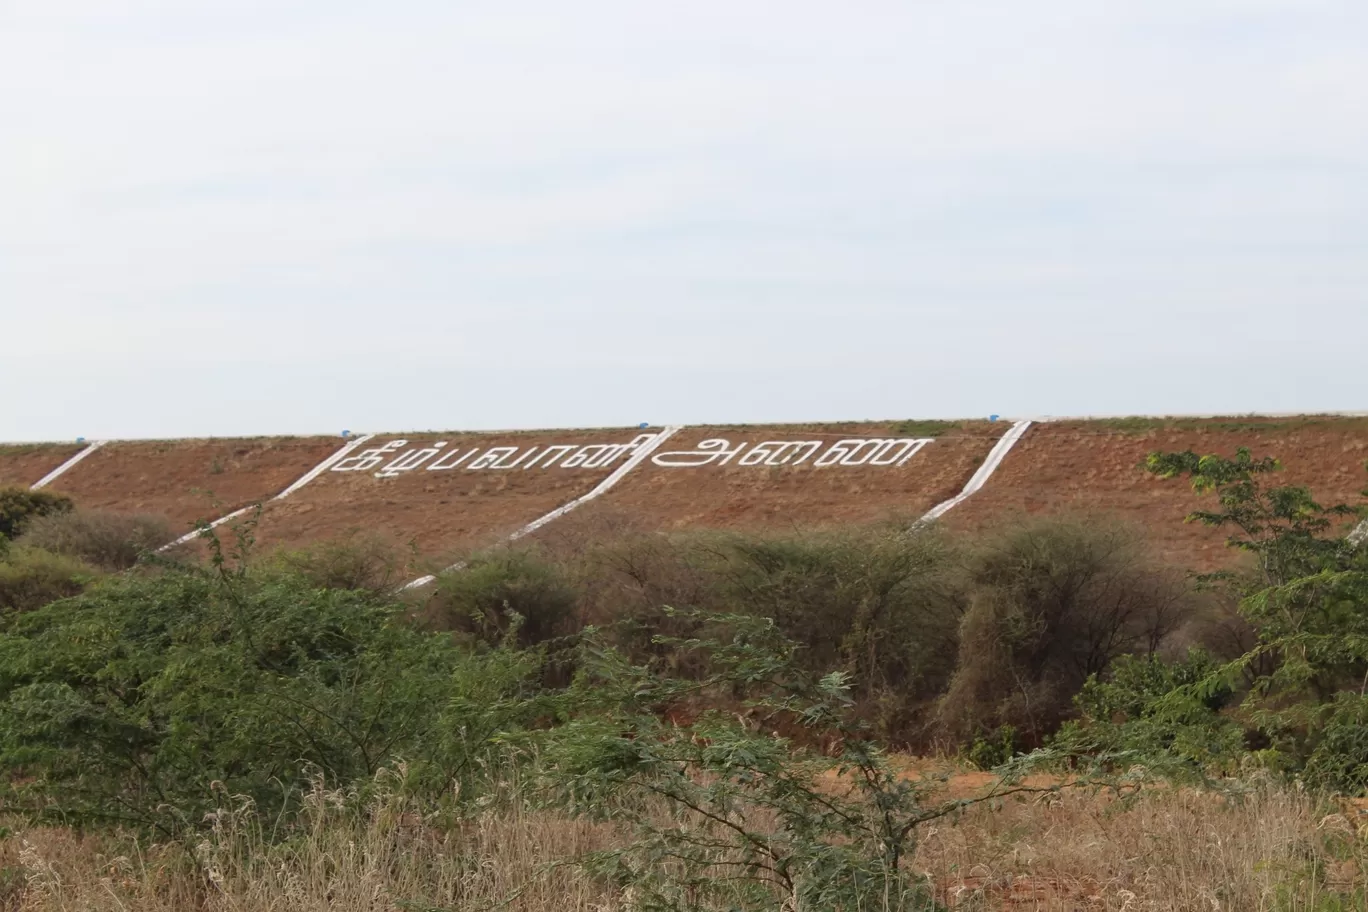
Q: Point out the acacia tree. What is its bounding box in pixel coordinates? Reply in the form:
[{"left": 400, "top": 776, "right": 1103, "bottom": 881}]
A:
[
  {"left": 1138, "top": 449, "right": 1368, "bottom": 788},
  {"left": 545, "top": 608, "right": 1087, "bottom": 912},
  {"left": 1145, "top": 447, "right": 1361, "bottom": 587}
]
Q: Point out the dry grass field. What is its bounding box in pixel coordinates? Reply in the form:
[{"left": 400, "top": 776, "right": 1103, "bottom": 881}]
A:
[{"left": 3, "top": 772, "right": 1365, "bottom": 912}]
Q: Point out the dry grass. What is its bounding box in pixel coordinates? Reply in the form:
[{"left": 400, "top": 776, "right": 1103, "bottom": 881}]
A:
[
  {"left": 1, "top": 772, "right": 625, "bottom": 912},
  {"left": 915, "top": 779, "right": 1368, "bottom": 910},
  {"left": 1, "top": 774, "right": 1365, "bottom": 911}
]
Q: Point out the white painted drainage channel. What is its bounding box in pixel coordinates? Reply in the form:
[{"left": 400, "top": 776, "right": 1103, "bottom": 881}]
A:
[
  {"left": 917, "top": 419, "right": 1033, "bottom": 524},
  {"left": 402, "top": 425, "right": 684, "bottom": 590},
  {"left": 30, "top": 441, "right": 106, "bottom": 490},
  {"left": 158, "top": 434, "right": 376, "bottom": 551}
]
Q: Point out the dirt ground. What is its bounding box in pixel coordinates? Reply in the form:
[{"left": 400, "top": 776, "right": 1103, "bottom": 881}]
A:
[
  {"left": 567, "top": 421, "right": 1005, "bottom": 533},
  {"left": 43, "top": 436, "right": 344, "bottom": 534},
  {"left": 0, "top": 443, "right": 84, "bottom": 489},
  {"left": 247, "top": 429, "right": 644, "bottom": 567},
  {"left": 949, "top": 416, "right": 1368, "bottom": 570}
]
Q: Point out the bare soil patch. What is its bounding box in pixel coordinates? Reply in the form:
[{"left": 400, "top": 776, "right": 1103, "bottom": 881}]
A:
[
  {"left": 44, "top": 437, "right": 342, "bottom": 534},
  {"left": 950, "top": 416, "right": 1368, "bottom": 569},
  {"left": 0, "top": 443, "right": 84, "bottom": 489}
]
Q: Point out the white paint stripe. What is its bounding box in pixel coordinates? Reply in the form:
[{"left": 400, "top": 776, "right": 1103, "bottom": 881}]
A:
[
  {"left": 274, "top": 434, "right": 375, "bottom": 499},
  {"left": 402, "top": 426, "right": 684, "bottom": 590},
  {"left": 30, "top": 441, "right": 105, "bottom": 490},
  {"left": 156, "top": 435, "right": 374, "bottom": 552},
  {"left": 161, "top": 506, "right": 254, "bottom": 550},
  {"left": 918, "top": 420, "right": 1033, "bottom": 523}
]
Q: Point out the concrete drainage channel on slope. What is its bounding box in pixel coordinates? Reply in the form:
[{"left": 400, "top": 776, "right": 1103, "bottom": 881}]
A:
[
  {"left": 30, "top": 441, "right": 106, "bottom": 490},
  {"left": 916, "top": 419, "right": 1032, "bottom": 524}
]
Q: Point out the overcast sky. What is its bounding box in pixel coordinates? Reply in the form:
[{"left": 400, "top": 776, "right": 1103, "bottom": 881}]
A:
[{"left": 2, "top": 1, "right": 1365, "bottom": 441}]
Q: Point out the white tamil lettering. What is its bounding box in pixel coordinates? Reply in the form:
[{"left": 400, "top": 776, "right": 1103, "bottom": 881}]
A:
[
  {"left": 814, "top": 438, "right": 933, "bottom": 467},
  {"left": 332, "top": 439, "right": 407, "bottom": 472},
  {"left": 526, "top": 444, "right": 576, "bottom": 469},
  {"left": 562, "top": 443, "right": 627, "bottom": 469},
  {"left": 490, "top": 447, "right": 539, "bottom": 470},
  {"left": 468, "top": 447, "right": 519, "bottom": 470},
  {"left": 738, "top": 440, "right": 823, "bottom": 467},
  {"left": 870, "top": 438, "right": 933, "bottom": 466},
  {"left": 375, "top": 442, "right": 447, "bottom": 478},
  {"left": 651, "top": 438, "right": 748, "bottom": 468},
  {"left": 427, "top": 446, "right": 478, "bottom": 471},
  {"left": 337, "top": 433, "right": 930, "bottom": 476}
]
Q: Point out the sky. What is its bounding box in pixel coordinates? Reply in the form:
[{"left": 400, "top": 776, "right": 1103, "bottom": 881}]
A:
[{"left": 2, "top": 0, "right": 1366, "bottom": 441}]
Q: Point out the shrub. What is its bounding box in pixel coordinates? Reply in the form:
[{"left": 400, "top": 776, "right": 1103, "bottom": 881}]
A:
[
  {"left": 272, "top": 532, "right": 416, "bottom": 593},
  {"left": 0, "top": 547, "right": 98, "bottom": 617},
  {"left": 546, "top": 611, "right": 956, "bottom": 911},
  {"left": 0, "top": 557, "right": 545, "bottom": 835},
  {"left": 940, "top": 516, "right": 1190, "bottom": 747},
  {"left": 19, "top": 509, "right": 172, "bottom": 570},
  {"left": 715, "top": 525, "right": 964, "bottom": 741},
  {"left": 1303, "top": 694, "right": 1368, "bottom": 794},
  {"left": 0, "top": 488, "right": 73, "bottom": 541},
  {"left": 552, "top": 523, "right": 965, "bottom": 742},
  {"left": 1055, "top": 650, "right": 1245, "bottom": 774},
  {"left": 555, "top": 526, "right": 732, "bottom": 678},
  {"left": 965, "top": 724, "right": 1021, "bottom": 770},
  {"left": 424, "top": 548, "right": 579, "bottom": 648}
]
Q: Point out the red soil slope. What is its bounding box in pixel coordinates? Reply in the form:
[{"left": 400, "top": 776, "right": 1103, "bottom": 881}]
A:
[
  {"left": 248, "top": 429, "right": 650, "bottom": 566},
  {"left": 0, "top": 443, "right": 84, "bottom": 489},
  {"left": 950, "top": 416, "right": 1368, "bottom": 569},
  {"left": 9, "top": 416, "right": 1363, "bottom": 573},
  {"left": 43, "top": 437, "right": 342, "bottom": 534}
]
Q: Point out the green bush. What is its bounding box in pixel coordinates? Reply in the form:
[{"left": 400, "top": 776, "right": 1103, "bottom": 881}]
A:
[
  {"left": 272, "top": 532, "right": 416, "bottom": 593},
  {"left": 0, "top": 546, "right": 98, "bottom": 618},
  {"left": 19, "top": 508, "right": 172, "bottom": 570},
  {"left": 0, "top": 558, "right": 545, "bottom": 835},
  {"left": 714, "top": 525, "right": 964, "bottom": 740},
  {"left": 0, "top": 488, "right": 73, "bottom": 541},
  {"left": 546, "top": 610, "right": 959, "bottom": 911},
  {"left": 1055, "top": 651, "right": 1244, "bottom": 774},
  {"left": 940, "top": 516, "right": 1190, "bottom": 747},
  {"left": 965, "top": 724, "right": 1021, "bottom": 770},
  {"left": 424, "top": 548, "right": 580, "bottom": 648},
  {"left": 553, "top": 523, "right": 965, "bottom": 742},
  {"left": 1303, "top": 694, "right": 1368, "bottom": 794},
  {"left": 553, "top": 526, "right": 728, "bottom": 679}
]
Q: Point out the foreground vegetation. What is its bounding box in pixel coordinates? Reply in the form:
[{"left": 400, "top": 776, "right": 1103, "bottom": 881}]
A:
[
  {"left": 0, "top": 447, "right": 1364, "bottom": 909},
  {"left": 6, "top": 774, "right": 1367, "bottom": 911}
]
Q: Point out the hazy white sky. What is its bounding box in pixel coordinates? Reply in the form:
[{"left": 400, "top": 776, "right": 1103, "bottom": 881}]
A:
[{"left": 2, "top": 1, "right": 1365, "bottom": 441}]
